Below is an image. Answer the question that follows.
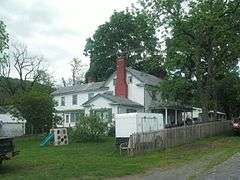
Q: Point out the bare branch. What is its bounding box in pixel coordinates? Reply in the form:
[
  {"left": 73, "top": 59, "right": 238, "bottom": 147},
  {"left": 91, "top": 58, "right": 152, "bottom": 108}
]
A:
[{"left": 11, "top": 42, "right": 45, "bottom": 91}]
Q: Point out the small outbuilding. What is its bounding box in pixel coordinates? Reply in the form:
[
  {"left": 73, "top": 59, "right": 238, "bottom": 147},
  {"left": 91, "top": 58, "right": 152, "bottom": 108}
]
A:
[{"left": 0, "top": 107, "right": 26, "bottom": 137}]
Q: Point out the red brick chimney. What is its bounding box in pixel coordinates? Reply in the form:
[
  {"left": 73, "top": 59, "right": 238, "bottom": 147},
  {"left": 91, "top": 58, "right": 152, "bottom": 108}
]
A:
[{"left": 115, "top": 57, "right": 128, "bottom": 98}]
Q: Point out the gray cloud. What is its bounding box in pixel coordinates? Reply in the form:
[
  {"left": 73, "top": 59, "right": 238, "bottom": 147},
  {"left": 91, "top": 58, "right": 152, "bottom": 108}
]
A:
[{"left": 0, "top": 0, "right": 137, "bottom": 83}]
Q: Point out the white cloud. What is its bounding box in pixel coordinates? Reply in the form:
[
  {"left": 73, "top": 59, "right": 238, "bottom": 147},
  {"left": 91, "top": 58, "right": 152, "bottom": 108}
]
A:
[{"left": 0, "top": 0, "right": 137, "bottom": 83}]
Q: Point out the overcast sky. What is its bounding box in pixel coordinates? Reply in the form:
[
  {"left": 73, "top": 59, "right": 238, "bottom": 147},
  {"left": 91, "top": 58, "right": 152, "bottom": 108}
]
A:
[{"left": 0, "top": 0, "right": 137, "bottom": 83}]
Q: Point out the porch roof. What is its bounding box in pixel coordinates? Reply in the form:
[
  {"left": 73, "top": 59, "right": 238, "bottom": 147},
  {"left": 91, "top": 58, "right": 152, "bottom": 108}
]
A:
[{"left": 149, "top": 101, "right": 193, "bottom": 111}]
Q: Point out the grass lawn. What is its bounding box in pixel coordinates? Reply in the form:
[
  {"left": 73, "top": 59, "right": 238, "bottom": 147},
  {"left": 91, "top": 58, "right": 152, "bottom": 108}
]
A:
[{"left": 0, "top": 133, "right": 240, "bottom": 180}]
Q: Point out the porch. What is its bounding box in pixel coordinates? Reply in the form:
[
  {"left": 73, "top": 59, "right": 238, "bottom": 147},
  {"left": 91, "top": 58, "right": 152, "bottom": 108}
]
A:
[{"left": 150, "top": 101, "right": 193, "bottom": 127}]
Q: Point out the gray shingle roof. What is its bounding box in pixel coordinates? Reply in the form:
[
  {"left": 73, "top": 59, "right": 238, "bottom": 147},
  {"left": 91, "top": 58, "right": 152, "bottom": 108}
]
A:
[
  {"left": 51, "top": 81, "right": 107, "bottom": 95},
  {"left": 83, "top": 93, "right": 144, "bottom": 107},
  {"left": 127, "top": 68, "right": 161, "bottom": 86},
  {"left": 52, "top": 68, "right": 161, "bottom": 96}
]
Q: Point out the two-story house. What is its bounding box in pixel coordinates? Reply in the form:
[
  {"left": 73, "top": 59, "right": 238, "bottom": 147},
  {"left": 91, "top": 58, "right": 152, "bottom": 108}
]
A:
[{"left": 52, "top": 58, "right": 192, "bottom": 127}]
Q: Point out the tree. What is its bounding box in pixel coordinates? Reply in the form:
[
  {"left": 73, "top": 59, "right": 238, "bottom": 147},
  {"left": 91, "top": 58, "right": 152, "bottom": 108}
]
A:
[
  {"left": 71, "top": 58, "right": 84, "bottom": 85},
  {"left": 34, "top": 70, "right": 54, "bottom": 87},
  {"left": 0, "top": 20, "right": 9, "bottom": 67},
  {"left": 12, "top": 90, "right": 56, "bottom": 134},
  {"left": 159, "top": 77, "right": 196, "bottom": 105},
  {"left": 216, "top": 71, "right": 240, "bottom": 119},
  {"left": 61, "top": 77, "right": 67, "bottom": 87},
  {"left": 84, "top": 11, "right": 163, "bottom": 81},
  {"left": 61, "top": 58, "right": 85, "bottom": 87},
  {"left": 140, "top": 0, "right": 240, "bottom": 120},
  {"left": 0, "top": 41, "right": 49, "bottom": 97},
  {"left": 11, "top": 43, "right": 45, "bottom": 91},
  {"left": 0, "top": 20, "right": 15, "bottom": 98}
]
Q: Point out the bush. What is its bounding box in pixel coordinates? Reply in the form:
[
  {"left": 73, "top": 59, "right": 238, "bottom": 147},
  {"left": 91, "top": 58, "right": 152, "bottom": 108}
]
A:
[
  {"left": 108, "top": 125, "right": 115, "bottom": 137},
  {"left": 71, "top": 115, "right": 108, "bottom": 143}
]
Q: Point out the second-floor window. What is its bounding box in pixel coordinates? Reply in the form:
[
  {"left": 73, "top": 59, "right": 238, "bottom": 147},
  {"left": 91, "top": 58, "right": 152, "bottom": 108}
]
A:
[
  {"left": 72, "top": 94, "right": 78, "bottom": 105},
  {"left": 128, "top": 76, "right": 133, "bottom": 84},
  {"left": 88, "top": 93, "right": 94, "bottom": 100},
  {"left": 61, "top": 97, "right": 65, "bottom": 106}
]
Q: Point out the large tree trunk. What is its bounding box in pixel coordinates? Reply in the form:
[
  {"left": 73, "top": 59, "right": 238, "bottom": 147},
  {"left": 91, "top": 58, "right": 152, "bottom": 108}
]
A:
[{"left": 201, "top": 89, "right": 209, "bottom": 122}]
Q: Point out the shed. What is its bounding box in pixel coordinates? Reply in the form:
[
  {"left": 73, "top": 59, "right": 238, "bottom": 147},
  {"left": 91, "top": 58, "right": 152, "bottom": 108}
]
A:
[{"left": 0, "top": 109, "right": 26, "bottom": 137}]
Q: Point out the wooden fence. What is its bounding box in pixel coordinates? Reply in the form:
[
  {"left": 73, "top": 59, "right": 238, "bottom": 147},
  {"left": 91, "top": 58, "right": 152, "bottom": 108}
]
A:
[{"left": 128, "top": 120, "right": 231, "bottom": 156}]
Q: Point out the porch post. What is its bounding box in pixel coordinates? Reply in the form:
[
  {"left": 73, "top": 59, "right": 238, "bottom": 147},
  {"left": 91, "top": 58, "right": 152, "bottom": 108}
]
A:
[
  {"left": 175, "top": 109, "right": 177, "bottom": 125},
  {"left": 183, "top": 110, "right": 186, "bottom": 126},
  {"left": 165, "top": 108, "right": 168, "bottom": 125}
]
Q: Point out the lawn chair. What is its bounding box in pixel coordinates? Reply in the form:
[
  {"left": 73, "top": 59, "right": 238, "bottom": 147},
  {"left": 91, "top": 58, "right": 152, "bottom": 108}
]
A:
[{"left": 119, "top": 142, "right": 130, "bottom": 155}]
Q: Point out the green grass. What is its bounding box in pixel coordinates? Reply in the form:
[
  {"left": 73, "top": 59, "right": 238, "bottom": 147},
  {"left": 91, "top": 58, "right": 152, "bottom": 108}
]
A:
[{"left": 1, "top": 133, "right": 240, "bottom": 180}]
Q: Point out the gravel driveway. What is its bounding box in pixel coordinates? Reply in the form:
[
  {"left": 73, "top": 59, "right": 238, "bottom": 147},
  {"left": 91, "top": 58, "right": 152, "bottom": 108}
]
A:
[
  {"left": 197, "top": 153, "right": 240, "bottom": 180},
  {"left": 114, "top": 153, "right": 240, "bottom": 180}
]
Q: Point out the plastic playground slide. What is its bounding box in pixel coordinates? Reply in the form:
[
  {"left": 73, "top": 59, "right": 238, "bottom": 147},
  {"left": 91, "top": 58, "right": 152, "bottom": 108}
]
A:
[{"left": 40, "top": 133, "right": 54, "bottom": 146}]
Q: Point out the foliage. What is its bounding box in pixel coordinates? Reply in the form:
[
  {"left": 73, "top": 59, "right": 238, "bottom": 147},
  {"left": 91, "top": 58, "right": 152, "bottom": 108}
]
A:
[
  {"left": 70, "top": 115, "right": 108, "bottom": 142},
  {"left": 12, "top": 90, "right": 56, "bottom": 134},
  {"left": 107, "top": 124, "right": 115, "bottom": 137},
  {"left": 216, "top": 71, "right": 240, "bottom": 119},
  {"left": 0, "top": 20, "right": 9, "bottom": 66},
  {"left": 159, "top": 77, "right": 195, "bottom": 105},
  {"left": 0, "top": 77, "right": 19, "bottom": 105},
  {"left": 140, "top": 0, "right": 240, "bottom": 119},
  {"left": 84, "top": 11, "right": 163, "bottom": 81}
]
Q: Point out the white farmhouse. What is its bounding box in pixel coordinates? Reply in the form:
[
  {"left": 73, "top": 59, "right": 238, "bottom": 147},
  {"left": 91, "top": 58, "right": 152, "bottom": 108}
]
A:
[{"left": 52, "top": 58, "right": 192, "bottom": 127}]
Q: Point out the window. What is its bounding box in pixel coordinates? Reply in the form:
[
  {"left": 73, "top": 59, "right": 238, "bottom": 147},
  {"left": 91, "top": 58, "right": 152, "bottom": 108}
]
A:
[
  {"left": 55, "top": 100, "right": 59, "bottom": 107},
  {"left": 61, "top": 97, "right": 65, "bottom": 106},
  {"left": 93, "top": 109, "right": 112, "bottom": 123},
  {"left": 127, "top": 109, "right": 137, "bottom": 113},
  {"left": 70, "top": 113, "right": 75, "bottom": 122},
  {"left": 72, "top": 94, "right": 78, "bottom": 105},
  {"left": 113, "top": 78, "right": 116, "bottom": 86},
  {"left": 88, "top": 93, "right": 94, "bottom": 100},
  {"left": 65, "top": 114, "right": 69, "bottom": 123},
  {"left": 128, "top": 76, "right": 133, "bottom": 84}
]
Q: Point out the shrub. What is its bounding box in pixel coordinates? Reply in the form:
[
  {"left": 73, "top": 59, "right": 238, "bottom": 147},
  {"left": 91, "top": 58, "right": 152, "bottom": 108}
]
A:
[
  {"left": 108, "top": 124, "right": 115, "bottom": 137},
  {"left": 71, "top": 115, "right": 107, "bottom": 143}
]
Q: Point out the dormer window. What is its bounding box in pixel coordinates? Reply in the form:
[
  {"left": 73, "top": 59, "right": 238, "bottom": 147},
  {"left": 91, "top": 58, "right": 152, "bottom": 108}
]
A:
[{"left": 128, "top": 76, "right": 132, "bottom": 84}]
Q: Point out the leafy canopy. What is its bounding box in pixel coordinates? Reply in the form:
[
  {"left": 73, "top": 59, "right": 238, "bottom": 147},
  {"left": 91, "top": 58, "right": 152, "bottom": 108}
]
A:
[
  {"left": 84, "top": 11, "right": 162, "bottom": 81},
  {"left": 140, "top": 0, "right": 240, "bottom": 118}
]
